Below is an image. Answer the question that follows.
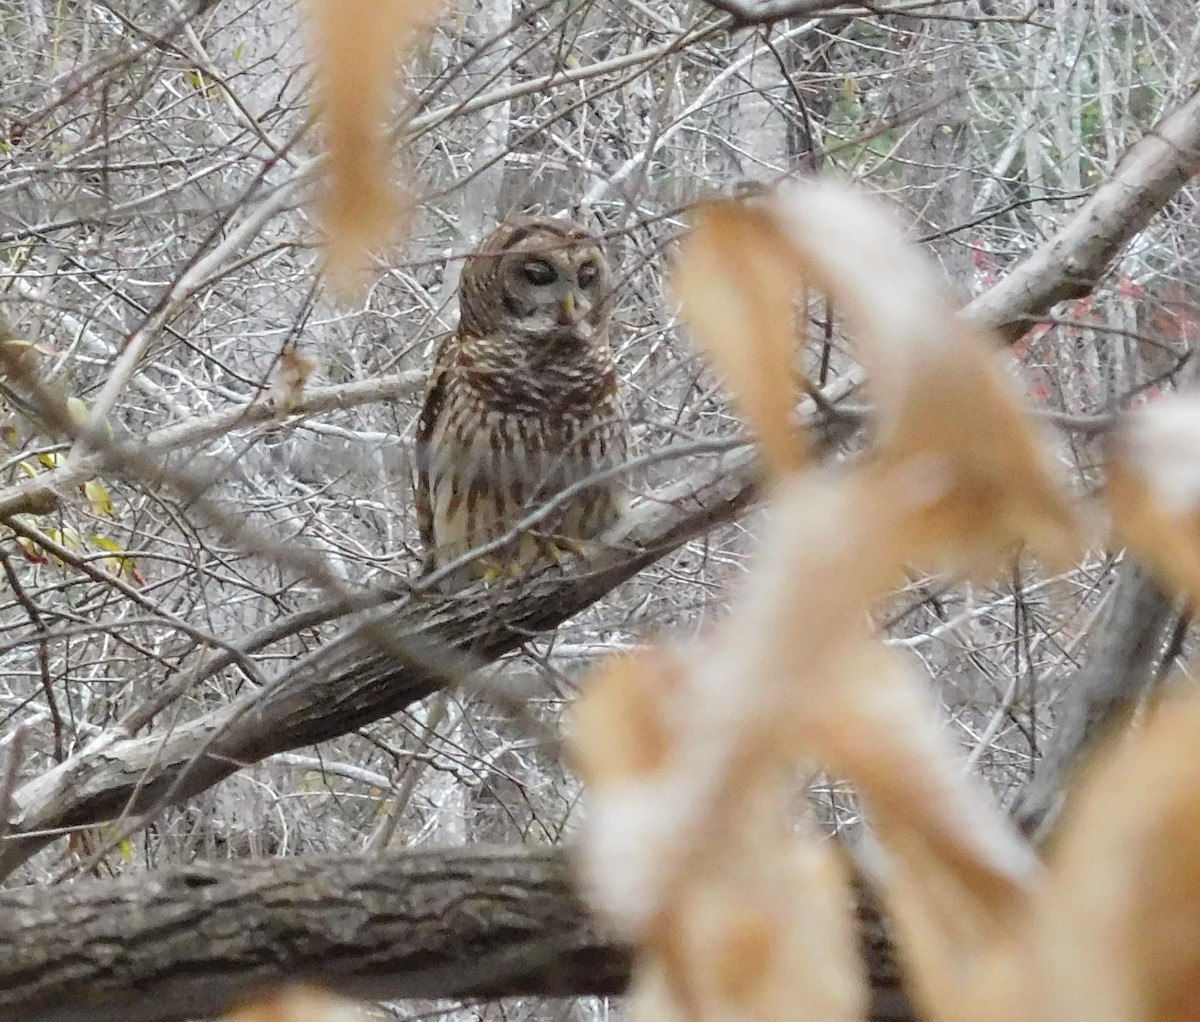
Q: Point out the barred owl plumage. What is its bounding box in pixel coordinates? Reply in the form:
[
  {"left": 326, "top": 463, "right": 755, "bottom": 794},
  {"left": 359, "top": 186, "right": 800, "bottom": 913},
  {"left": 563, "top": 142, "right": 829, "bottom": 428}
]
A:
[{"left": 415, "top": 217, "right": 629, "bottom": 580}]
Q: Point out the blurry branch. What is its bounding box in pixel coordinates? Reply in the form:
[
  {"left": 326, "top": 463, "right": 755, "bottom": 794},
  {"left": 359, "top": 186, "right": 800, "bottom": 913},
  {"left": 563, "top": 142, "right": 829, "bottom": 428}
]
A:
[
  {"left": 0, "top": 369, "right": 423, "bottom": 519},
  {"left": 2, "top": 86, "right": 1198, "bottom": 878},
  {"left": 699, "top": 0, "right": 1047, "bottom": 25},
  {"left": 0, "top": 846, "right": 910, "bottom": 1022},
  {"left": 701, "top": 0, "right": 873, "bottom": 24},
  {"left": 408, "top": 21, "right": 722, "bottom": 137},
  {"left": 1013, "top": 562, "right": 1184, "bottom": 840}
]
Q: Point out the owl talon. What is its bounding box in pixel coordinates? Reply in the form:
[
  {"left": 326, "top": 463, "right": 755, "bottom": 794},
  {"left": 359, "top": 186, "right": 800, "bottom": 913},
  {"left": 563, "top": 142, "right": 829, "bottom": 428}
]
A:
[
  {"left": 479, "top": 557, "right": 527, "bottom": 584},
  {"left": 545, "top": 537, "right": 595, "bottom": 566}
]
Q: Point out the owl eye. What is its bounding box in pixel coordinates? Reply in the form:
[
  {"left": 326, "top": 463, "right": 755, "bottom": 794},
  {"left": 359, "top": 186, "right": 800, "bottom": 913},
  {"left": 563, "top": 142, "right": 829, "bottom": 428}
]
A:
[
  {"left": 522, "top": 260, "right": 557, "bottom": 286},
  {"left": 577, "top": 261, "right": 598, "bottom": 288}
]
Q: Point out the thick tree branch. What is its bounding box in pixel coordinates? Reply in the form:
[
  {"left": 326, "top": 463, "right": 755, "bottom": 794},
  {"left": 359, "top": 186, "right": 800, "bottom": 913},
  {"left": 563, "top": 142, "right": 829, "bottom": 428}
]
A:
[
  {"left": 967, "top": 86, "right": 1200, "bottom": 343},
  {"left": 0, "top": 848, "right": 627, "bottom": 1022},
  {"left": 0, "top": 846, "right": 913, "bottom": 1022},
  {"left": 1014, "top": 564, "right": 1183, "bottom": 837},
  {"left": 3, "top": 88, "right": 1198, "bottom": 880}
]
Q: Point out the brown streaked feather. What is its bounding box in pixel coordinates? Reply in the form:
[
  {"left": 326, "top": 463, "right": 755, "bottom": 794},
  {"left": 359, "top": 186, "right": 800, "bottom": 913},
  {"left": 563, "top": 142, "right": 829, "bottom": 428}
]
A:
[
  {"left": 414, "top": 331, "right": 457, "bottom": 572},
  {"left": 414, "top": 216, "right": 629, "bottom": 582}
]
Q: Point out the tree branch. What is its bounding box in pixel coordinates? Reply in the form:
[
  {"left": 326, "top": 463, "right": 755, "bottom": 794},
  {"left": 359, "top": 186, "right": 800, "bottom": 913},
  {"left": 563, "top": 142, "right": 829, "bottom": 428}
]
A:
[
  {"left": 698, "top": 0, "right": 861, "bottom": 26},
  {"left": 0, "top": 369, "right": 424, "bottom": 519},
  {"left": 967, "top": 86, "right": 1200, "bottom": 343},
  {"left": 1013, "top": 564, "right": 1184, "bottom": 838},
  {"left": 0, "top": 847, "right": 628, "bottom": 1022}
]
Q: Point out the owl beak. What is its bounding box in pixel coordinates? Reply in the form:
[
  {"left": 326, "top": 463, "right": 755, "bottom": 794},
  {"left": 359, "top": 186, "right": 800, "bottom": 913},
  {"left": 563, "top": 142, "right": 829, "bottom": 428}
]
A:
[{"left": 558, "top": 293, "right": 577, "bottom": 326}]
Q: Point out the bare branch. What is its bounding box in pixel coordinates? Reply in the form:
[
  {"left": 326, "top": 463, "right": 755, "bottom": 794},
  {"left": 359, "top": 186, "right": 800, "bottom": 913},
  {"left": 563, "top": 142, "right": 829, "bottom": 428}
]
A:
[
  {"left": 0, "top": 370, "right": 423, "bottom": 518},
  {"left": 967, "top": 86, "right": 1200, "bottom": 343}
]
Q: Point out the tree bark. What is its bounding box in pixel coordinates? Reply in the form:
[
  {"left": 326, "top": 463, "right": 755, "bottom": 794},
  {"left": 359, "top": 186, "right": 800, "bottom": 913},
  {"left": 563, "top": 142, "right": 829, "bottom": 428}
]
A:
[
  {"left": 967, "top": 85, "right": 1200, "bottom": 344},
  {"left": 0, "top": 848, "right": 627, "bottom": 1022}
]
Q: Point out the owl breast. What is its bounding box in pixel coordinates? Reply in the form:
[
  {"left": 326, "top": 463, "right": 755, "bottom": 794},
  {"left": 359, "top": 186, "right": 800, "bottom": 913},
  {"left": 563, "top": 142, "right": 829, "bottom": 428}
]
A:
[{"left": 420, "top": 345, "right": 627, "bottom": 577}]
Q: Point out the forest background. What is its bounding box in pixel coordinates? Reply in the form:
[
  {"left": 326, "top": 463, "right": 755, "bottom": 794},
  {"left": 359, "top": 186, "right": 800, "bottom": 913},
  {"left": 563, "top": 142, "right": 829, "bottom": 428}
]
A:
[{"left": 0, "top": 1, "right": 1198, "bottom": 1020}]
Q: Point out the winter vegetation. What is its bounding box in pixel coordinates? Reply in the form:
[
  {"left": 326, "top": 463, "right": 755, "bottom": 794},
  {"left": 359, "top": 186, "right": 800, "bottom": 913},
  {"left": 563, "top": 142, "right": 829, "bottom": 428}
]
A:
[{"left": 0, "top": 1, "right": 1198, "bottom": 1020}]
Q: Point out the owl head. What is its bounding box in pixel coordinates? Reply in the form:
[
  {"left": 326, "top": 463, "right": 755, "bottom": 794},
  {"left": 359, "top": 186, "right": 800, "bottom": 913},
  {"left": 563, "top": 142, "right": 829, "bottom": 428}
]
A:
[{"left": 457, "top": 217, "right": 611, "bottom": 344}]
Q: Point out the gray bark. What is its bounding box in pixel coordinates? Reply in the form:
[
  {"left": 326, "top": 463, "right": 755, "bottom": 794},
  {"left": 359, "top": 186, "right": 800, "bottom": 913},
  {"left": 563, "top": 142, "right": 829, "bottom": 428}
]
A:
[
  {"left": 893, "top": 5, "right": 975, "bottom": 290},
  {"left": 0, "top": 848, "right": 627, "bottom": 1022}
]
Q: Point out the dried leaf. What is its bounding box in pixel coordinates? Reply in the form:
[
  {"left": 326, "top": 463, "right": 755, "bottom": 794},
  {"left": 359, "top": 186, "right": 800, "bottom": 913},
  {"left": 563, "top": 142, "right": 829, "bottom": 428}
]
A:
[
  {"left": 632, "top": 820, "right": 865, "bottom": 1022},
  {"left": 307, "top": 0, "right": 441, "bottom": 297},
  {"left": 14, "top": 534, "right": 46, "bottom": 564},
  {"left": 765, "top": 179, "right": 1081, "bottom": 571},
  {"left": 815, "top": 640, "right": 1038, "bottom": 1022},
  {"left": 272, "top": 349, "right": 318, "bottom": 417},
  {"left": 83, "top": 479, "right": 114, "bottom": 517},
  {"left": 577, "top": 179, "right": 1101, "bottom": 1022},
  {"left": 91, "top": 534, "right": 138, "bottom": 580},
  {"left": 1038, "top": 687, "right": 1200, "bottom": 1022},
  {"left": 1106, "top": 391, "right": 1200, "bottom": 600},
  {"left": 572, "top": 646, "right": 695, "bottom": 939},
  {"left": 675, "top": 470, "right": 1038, "bottom": 1022},
  {"left": 225, "top": 985, "right": 371, "bottom": 1022},
  {"left": 672, "top": 202, "right": 809, "bottom": 477},
  {"left": 66, "top": 396, "right": 89, "bottom": 427},
  {"left": 574, "top": 647, "right": 865, "bottom": 1022}
]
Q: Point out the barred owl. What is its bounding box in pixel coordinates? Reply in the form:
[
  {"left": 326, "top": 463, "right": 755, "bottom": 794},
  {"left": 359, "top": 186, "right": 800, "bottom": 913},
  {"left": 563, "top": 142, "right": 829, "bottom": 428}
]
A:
[{"left": 414, "top": 217, "right": 629, "bottom": 581}]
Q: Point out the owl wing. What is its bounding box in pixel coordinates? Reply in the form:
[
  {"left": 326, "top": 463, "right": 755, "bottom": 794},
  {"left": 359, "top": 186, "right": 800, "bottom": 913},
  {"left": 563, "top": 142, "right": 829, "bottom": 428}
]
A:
[{"left": 414, "top": 332, "right": 459, "bottom": 573}]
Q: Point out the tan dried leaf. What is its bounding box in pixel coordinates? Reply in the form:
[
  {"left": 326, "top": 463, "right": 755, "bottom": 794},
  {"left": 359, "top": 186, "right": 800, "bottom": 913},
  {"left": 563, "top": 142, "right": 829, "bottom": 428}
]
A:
[
  {"left": 1037, "top": 687, "right": 1200, "bottom": 1022},
  {"left": 817, "top": 640, "right": 1039, "bottom": 1022},
  {"left": 672, "top": 201, "right": 809, "bottom": 478},
  {"left": 765, "top": 179, "right": 1081, "bottom": 572},
  {"left": 685, "top": 469, "right": 1040, "bottom": 1022},
  {"left": 1106, "top": 391, "right": 1200, "bottom": 600},
  {"left": 633, "top": 820, "right": 865, "bottom": 1022},
  {"left": 575, "top": 647, "right": 865, "bottom": 1022},
  {"left": 572, "top": 646, "right": 701, "bottom": 939},
  {"left": 224, "top": 985, "right": 372, "bottom": 1022},
  {"left": 307, "top": 0, "right": 440, "bottom": 298},
  {"left": 578, "top": 178, "right": 1098, "bottom": 1022},
  {"left": 272, "top": 349, "right": 318, "bottom": 417}
]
